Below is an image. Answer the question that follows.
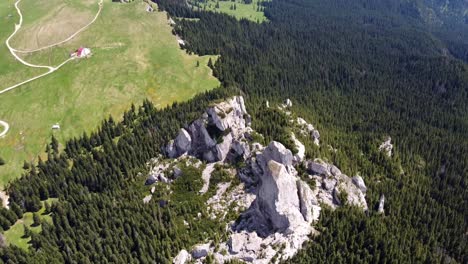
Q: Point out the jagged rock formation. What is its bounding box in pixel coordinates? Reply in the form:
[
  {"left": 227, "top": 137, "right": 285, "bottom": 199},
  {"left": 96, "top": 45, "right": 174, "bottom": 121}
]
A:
[
  {"left": 145, "top": 156, "right": 200, "bottom": 185},
  {"left": 379, "top": 137, "right": 393, "bottom": 157},
  {"left": 296, "top": 117, "right": 320, "bottom": 146},
  {"left": 160, "top": 96, "right": 369, "bottom": 263},
  {"left": 241, "top": 142, "right": 317, "bottom": 234},
  {"left": 307, "top": 159, "right": 368, "bottom": 210},
  {"left": 291, "top": 133, "right": 305, "bottom": 163},
  {"left": 192, "top": 243, "right": 211, "bottom": 259},
  {"left": 165, "top": 96, "right": 252, "bottom": 163},
  {"left": 146, "top": 162, "right": 170, "bottom": 185}
]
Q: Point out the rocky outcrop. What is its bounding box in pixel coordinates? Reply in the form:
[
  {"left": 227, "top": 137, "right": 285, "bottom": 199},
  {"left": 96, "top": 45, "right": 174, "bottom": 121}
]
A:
[
  {"left": 379, "top": 137, "right": 393, "bottom": 157},
  {"left": 192, "top": 243, "right": 211, "bottom": 259},
  {"left": 296, "top": 117, "right": 320, "bottom": 146},
  {"left": 165, "top": 96, "right": 252, "bottom": 163},
  {"left": 174, "top": 139, "right": 367, "bottom": 263},
  {"left": 164, "top": 97, "right": 369, "bottom": 263},
  {"left": 200, "top": 163, "right": 217, "bottom": 194},
  {"left": 307, "top": 160, "right": 368, "bottom": 210},
  {"left": 307, "top": 159, "right": 331, "bottom": 176},
  {"left": 297, "top": 180, "right": 319, "bottom": 222},
  {"left": 256, "top": 160, "right": 305, "bottom": 232},
  {"left": 352, "top": 175, "right": 367, "bottom": 193},
  {"left": 146, "top": 162, "right": 170, "bottom": 185},
  {"left": 224, "top": 141, "right": 319, "bottom": 262},
  {"left": 291, "top": 133, "right": 305, "bottom": 164},
  {"left": 378, "top": 194, "right": 385, "bottom": 214},
  {"left": 173, "top": 249, "right": 190, "bottom": 264},
  {"left": 143, "top": 195, "right": 152, "bottom": 204}
]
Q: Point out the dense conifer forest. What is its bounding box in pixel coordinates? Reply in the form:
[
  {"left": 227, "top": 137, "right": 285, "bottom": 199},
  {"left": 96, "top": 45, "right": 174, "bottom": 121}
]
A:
[{"left": 1, "top": 0, "right": 467, "bottom": 263}]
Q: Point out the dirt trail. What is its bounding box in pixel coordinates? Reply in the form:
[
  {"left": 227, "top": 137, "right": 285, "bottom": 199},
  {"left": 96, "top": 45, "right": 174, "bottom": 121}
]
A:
[
  {"left": 0, "top": 0, "right": 104, "bottom": 95},
  {"left": 0, "top": 120, "right": 9, "bottom": 138},
  {"left": 0, "top": 1, "right": 104, "bottom": 204}
]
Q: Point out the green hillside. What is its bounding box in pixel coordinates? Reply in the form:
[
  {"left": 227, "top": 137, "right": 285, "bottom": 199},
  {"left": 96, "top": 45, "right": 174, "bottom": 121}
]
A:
[{"left": 0, "top": 0, "right": 219, "bottom": 186}]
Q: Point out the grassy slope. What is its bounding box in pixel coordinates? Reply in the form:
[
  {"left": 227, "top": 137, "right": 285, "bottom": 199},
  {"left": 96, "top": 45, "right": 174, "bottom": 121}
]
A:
[
  {"left": 0, "top": 0, "right": 220, "bottom": 186},
  {"left": 199, "top": 0, "right": 268, "bottom": 22},
  {"left": 3, "top": 199, "right": 57, "bottom": 250}
]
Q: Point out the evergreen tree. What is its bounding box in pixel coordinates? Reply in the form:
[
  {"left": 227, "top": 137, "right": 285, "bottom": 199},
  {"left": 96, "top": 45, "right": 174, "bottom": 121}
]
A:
[{"left": 32, "top": 213, "right": 41, "bottom": 227}]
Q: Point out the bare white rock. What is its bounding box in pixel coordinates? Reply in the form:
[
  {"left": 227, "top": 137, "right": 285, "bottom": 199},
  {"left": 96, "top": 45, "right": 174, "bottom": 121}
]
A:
[
  {"left": 291, "top": 133, "right": 305, "bottom": 164},
  {"left": 192, "top": 243, "right": 211, "bottom": 259},
  {"left": 174, "top": 129, "right": 192, "bottom": 156},
  {"left": 165, "top": 96, "right": 252, "bottom": 164},
  {"left": 352, "top": 175, "right": 367, "bottom": 193},
  {"left": 379, "top": 137, "right": 393, "bottom": 157},
  {"left": 296, "top": 117, "right": 320, "bottom": 146},
  {"left": 297, "top": 180, "right": 319, "bottom": 222},
  {"left": 173, "top": 249, "right": 191, "bottom": 264},
  {"left": 200, "top": 163, "right": 217, "bottom": 194},
  {"left": 257, "top": 160, "right": 305, "bottom": 231},
  {"left": 378, "top": 194, "right": 385, "bottom": 214},
  {"left": 143, "top": 195, "right": 152, "bottom": 204}
]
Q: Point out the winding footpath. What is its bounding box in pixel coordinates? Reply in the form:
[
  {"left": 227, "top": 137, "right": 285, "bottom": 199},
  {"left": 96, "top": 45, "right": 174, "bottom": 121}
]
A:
[
  {"left": 0, "top": 0, "right": 103, "bottom": 140},
  {"left": 0, "top": 120, "right": 9, "bottom": 138}
]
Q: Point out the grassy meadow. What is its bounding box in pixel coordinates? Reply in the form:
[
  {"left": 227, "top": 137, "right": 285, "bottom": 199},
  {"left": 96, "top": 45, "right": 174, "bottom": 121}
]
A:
[
  {"left": 192, "top": 0, "right": 268, "bottom": 22},
  {"left": 0, "top": 0, "right": 220, "bottom": 187},
  {"left": 3, "top": 199, "right": 57, "bottom": 250}
]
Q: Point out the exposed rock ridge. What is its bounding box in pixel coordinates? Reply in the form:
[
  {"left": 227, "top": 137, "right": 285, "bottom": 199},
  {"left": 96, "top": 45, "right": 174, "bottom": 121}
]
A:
[
  {"left": 296, "top": 117, "right": 320, "bottom": 146},
  {"left": 379, "top": 137, "right": 393, "bottom": 157},
  {"left": 160, "top": 97, "right": 369, "bottom": 263},
  {"left": 166, "top": 96, "right": 252, "bottom": 163}
]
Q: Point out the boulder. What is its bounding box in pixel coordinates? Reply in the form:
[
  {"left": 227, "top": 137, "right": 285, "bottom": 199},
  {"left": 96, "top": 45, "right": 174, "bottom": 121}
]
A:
[
  {"left": 166, "top": 140, "right": 177, "bottom": 158},
  {"left": 173, "top": 249, "right": 190, "bottom": 264},
  {"left": 297, "top": 117, "right": 307, "bottom": 126},
  {"left": 165, "top": 96, "right": 252, "bottom": 163},
  {"left": 192, "top": 243, "right": 210, "bottom": 259},
  {"left": 296, "top": 180, "right": 318, "bottom": 222},
  {"left": 378, "top": 194, "right": 385, "bottom": 214},
  {"left": 173, "top": 166, "right": 183, "bottom": 178},
  {"left": 146, "top": 163, "right": 169, "bottom": 185},
  {"left": 160, "top": 174, "right": 169, "bottom": 183},
  {"left": 174, "top": 129, "right": 192, "bottom": 155},
  {"left": 229, "top": 233, "right": 245, "bottom": 254},
  {"left": 322, "top": 177, "right": 337, "bottom": 191},
  {"left": 330, "top": 165, "right": 341, "bottom": 176},
  {"left": 146, "top": 173, "right": 158, "bottom": 185},
  {"left": 143, "top": 195, "right": 152, "bottom": 204},
  {"left": 352, "top": 175, "right": 367, "bottom": 193},
  {"left": 291, "top": 133, "right": 305, "bottom": 164},
  {"left": 284, "top": 98, "right": 293, "bottom": 108},
  {"left": 312, "top": 130, "right": 320, "bottom": 141},
  {"left": 307, "top": 161, "right": 330, "bottom": 176},
  {"left": 231, "top": 140, "right": 251, "bottom": 160}
]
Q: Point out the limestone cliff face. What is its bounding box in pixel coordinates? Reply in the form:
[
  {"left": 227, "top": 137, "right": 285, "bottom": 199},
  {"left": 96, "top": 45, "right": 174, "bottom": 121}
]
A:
[
  {"left": 165, "top": 96, "right": 251, "bottom": 163},
  {"left": 244, "top": 142, "right": 318, "bottom": 235}
]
